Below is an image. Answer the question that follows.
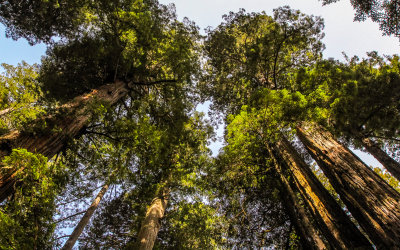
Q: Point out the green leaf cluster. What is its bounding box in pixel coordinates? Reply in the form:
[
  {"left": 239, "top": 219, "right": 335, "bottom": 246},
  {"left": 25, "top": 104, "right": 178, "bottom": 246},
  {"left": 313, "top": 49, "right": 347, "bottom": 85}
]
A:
[
  {"left": 0, "top": 62, "right": 44, "bottom": 134},
  {"left": 0, "top": 149, "right": 66, "bottom": 249}
]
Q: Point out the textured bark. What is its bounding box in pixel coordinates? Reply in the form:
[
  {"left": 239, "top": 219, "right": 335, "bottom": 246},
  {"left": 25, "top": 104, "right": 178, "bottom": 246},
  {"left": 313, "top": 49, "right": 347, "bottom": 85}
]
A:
[
  {"left": 266, "top": 144, "right": 327, "bottom": 250},
  {"left": 0, "top": 80, "right": 129, "bottom": 159},
  {"left": 136, "top": 190, "right": 169, "bottom": 250},
  {"left": 0, "top": 107, "right": 13, "bottom": 117},
  {"left": 62, "top": 184, "right": 109, "bottom": 250},
  {"left": 359, "top": 136, "right": 400, "bottom": 181},
  {"left": 274, "top": 137, "right": 372, "bottom": 249},
  {"left": 297, "top": 123, "right": 400, "bottom": 249},
  {"left": 0, "top": 80, "right": 129, "bottom": 201}
]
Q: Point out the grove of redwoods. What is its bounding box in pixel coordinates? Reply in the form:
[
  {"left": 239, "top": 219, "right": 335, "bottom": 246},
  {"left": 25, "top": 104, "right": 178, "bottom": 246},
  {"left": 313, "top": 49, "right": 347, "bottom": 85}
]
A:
[{"left": 0, "top": 0, "right": 400, "bottom": 249}]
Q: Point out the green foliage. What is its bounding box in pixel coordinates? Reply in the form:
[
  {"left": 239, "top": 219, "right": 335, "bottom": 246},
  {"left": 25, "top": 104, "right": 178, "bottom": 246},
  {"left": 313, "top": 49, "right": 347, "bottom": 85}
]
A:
[
  {"left": 156, "top": 201, "right": 225, "bottom": 249},
  {"left": 205, "top": 103, "right": 294, "bottom": 248},
  {"left": 322, "top": 0, "right": 400, "bottom": 37},
  {"left": 38, "top": 1, "right": 201, "bottom": 101},
  {"left": 290, "top": 53, "right": 400, "bottom": 150},
  {"left": 74, "top": 110, "right": 222, "bottom": 248},
  {"left": 0, "top": 0, "right": 86, "bottom": 44},
  {"left": 0, "top": 62, "right": 44, "bottom": 134},
  {"left": 374, "top": 167, "right": 400, "bottom": 192},
  {"left": 202, "top": 6, "right": 324, "bottom": 115},
  {"left": 0, "top": 149, "right": 66, "bottom": 249}
]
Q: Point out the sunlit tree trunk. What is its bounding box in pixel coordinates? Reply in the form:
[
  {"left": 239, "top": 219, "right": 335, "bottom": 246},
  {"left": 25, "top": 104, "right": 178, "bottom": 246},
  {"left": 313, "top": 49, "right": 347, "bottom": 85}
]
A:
[
  {"left": 266, "top": 144, "right": 327, "bottom": 249},
  {"left": 62, "top": 183, "right": 109, "bottom": 250},
  {"left": 274, "top": 137, "right": 372, "bottom": 249},
  {"left": 136, "top": 189, "right": 169, "bottom": 250},
  {"left": 359, "top": 136, "right": 400, "bottom": 181},
  {"left": 0, "top": 80, "right": 129, "bottom": 201},
  {"left": 0, "top": 107, "right": 13, "bottom": 117},
  {"left": 297, "top": 122, "right": 400, "bottom": 249}
]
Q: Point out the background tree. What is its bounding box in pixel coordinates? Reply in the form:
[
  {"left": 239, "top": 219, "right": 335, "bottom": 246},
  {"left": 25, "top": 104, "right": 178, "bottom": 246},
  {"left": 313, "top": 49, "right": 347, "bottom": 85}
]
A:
[{"left": 322, "top": 0, "right": 400, "bottom": 38}]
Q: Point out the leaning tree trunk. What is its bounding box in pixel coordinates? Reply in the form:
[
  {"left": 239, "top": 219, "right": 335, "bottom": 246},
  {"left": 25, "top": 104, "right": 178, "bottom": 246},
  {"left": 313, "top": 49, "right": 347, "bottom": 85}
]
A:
[
  {"left": 0, "top": 80, "right": 129, "bottom": 201},
  {"left": 266, "top": 144, "right": 327, "bottom": 249},
  {"left": 273, "top": 137, "right": 372, "bottom": 249},
  {"left": 358, "top": 135, "right": 400, "bottom": 181},
  {"left": 297, "top": 122, "right": 400, "bottom": 249},
  {"left": 136, "top": 189, "right": 169, "bottom": 250},
  {"left": 62, "top": 183, "right": 109, "bottom": 250}
]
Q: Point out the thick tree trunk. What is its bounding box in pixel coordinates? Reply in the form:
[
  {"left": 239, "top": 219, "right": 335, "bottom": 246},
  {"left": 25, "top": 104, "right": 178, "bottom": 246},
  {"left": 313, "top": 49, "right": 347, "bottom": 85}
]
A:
[
  {"left": 359, "top": 136, "right": 400, "bottom": 181},
  {"left": 0, "top": 80, "right": 129, "bottom": 201},
  {"left": 136, "top": 189, "right": 169, "bottom": 250},
  {"left": 0, "top": 80, "right": 129, "bottom": 159},
  {"left": 273, "top": 137, "right": 372, "bottom": 249},
  {"left": 61, "top": 183, "right": 109, "bottom": 250},
  {"left": 266, "top": 144, "right": 327, "bottom": 250},
  {"left": 297, "top": 123, "right": 400, "bottom": 249}
]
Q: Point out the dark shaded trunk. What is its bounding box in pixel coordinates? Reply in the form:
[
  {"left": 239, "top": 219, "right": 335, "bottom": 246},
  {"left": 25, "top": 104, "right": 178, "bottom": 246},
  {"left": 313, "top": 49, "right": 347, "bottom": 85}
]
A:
[
  {"left": 62, "top": 183, "right": 109, "bottom": 250},
  {"left": 273, "top": 137, "right": 372, "bottom": 249},
  {"left": 136, "top": 189, "right": 169, "bottom": 250},
  {"left": 359, "top": 135, "right": 400, "bottom": 181},
  {"left": 297, "top": 123, "right": 400, "bottom": 249},
  {"left": 0, "top": 80, "right": 129, "bottom": 201},
  {"left": 266, "top": 144, "right": 327, "bottom": 249}
]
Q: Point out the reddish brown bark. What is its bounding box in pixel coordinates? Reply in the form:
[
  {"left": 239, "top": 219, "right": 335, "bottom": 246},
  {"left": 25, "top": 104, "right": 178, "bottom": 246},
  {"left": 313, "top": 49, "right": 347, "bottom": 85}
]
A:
[
  {"left": 274, "top": 137, "right": 372, "bottom": 249},
  {"left": 0, "top": 80, "right": 129, "bottom": 201},
  {"left": 136, "top": 189, "right": 169, "bottom": 250},
  {"left": 297, "top": 123, "right": 400, "bottom": 249},
  {"left": 62, "top": 184, "right": 109, "bottom": 250},
  {"left": 266, "top": 144, "right": 327, "bottom": 249},
  {"left": 359, "top": 136, "right": 400, "bottom": 181}
]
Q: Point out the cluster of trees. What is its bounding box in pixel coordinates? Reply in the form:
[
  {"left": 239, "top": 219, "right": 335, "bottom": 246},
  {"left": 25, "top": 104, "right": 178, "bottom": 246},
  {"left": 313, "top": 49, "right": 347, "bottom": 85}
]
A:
[{"left": 0, "top": 0, "right": 399, "bottom": 249}]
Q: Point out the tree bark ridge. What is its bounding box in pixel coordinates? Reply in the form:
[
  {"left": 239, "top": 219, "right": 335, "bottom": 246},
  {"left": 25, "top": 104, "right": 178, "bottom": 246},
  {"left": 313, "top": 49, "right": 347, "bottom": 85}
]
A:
[
  {"left": 266, "top": 144, "right": 328, "bottom": 249},
  {"left": 136, "top": 189, "right": 169, "bottom": 250},
  {"left": 297, "top": 123, "right": 400, "bottom": 249},
  {"left": 274, "top": 136, "right": 372, "bottom": 249},
  {"left": 359, "top": 136, "right": 400, "bottom": 181}
]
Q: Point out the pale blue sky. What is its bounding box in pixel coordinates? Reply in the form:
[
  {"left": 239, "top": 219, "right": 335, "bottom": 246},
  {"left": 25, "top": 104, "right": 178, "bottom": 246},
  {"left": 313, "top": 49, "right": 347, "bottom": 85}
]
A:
[{"left": 0, "top": 0, "right": 395, "bottom": 166}]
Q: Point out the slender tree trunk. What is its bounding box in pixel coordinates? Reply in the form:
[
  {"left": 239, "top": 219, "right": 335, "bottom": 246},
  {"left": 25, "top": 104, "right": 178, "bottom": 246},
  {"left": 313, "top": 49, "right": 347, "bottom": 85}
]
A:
[
  {"left": 266, "top": 144, "right": 327, "bottom": 250},
  {"left": 297, "top": 122, "right": 400, "bottom": 249},
  {"left": 0, "top": 80, "right": 129, "bottom": 201},
  {"left": 273, "top": 137, "right": 372, "bottom": 249},
  {"left": 61, "top": 183, "right": 109, "bottom": 250},
  {"left": 136, "top": 189, "right": 169, "bottom": 250},
  {"left": 358, "top": 135, "right": 400, "bottom": 181}
]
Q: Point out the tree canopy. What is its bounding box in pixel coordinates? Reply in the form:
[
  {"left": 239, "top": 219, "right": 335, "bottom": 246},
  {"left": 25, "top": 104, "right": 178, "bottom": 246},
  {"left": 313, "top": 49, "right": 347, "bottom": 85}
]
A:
[{"left": 1, "top": 0, "right": 400, "bottom": 249}]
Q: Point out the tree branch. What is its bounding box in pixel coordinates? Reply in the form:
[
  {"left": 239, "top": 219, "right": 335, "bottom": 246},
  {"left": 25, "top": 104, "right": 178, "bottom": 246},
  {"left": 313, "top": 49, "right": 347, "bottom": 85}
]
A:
[
  {"left": 130, "top": 79, "right": 177, "bottom": 86},
  {"left": 55, "top": 210, "right": 86, "bottom": 224}
]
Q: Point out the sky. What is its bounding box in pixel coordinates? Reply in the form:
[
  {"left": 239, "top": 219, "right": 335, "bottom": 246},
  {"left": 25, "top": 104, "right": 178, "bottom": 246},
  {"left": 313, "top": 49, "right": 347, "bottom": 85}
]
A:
[
  {"left": 1, "top": 0, "right": 397, "bottom": 166},
  {"left": 0, "top": 0, "right": 398, "bottom": 65}
]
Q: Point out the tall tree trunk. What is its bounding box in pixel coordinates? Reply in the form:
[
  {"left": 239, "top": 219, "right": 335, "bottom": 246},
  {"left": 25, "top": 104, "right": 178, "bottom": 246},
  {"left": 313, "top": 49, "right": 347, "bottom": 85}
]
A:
[
  {"left": 0, "top": 80, "right": 129, "bottom": 202},
  {"left": 0, "top": 80, "right": 129, "bottom": 159},
  {"left": 358, "top": 135, "right": 400, "bottom": 181},
  {"left": 297, "top": 122, "right": 400, "bottom": 249},
  {"left": 62, "top": 183, "right": 109, "bottom": 250},
  {"left": 266, "top": 144, "right": 327, "bottom": 250},
  {"left": 273, "top": 137, "right": 372, "bottom": 249},
  {"left": 136, "top": 189, "right": 169, "bottom": 250}
]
